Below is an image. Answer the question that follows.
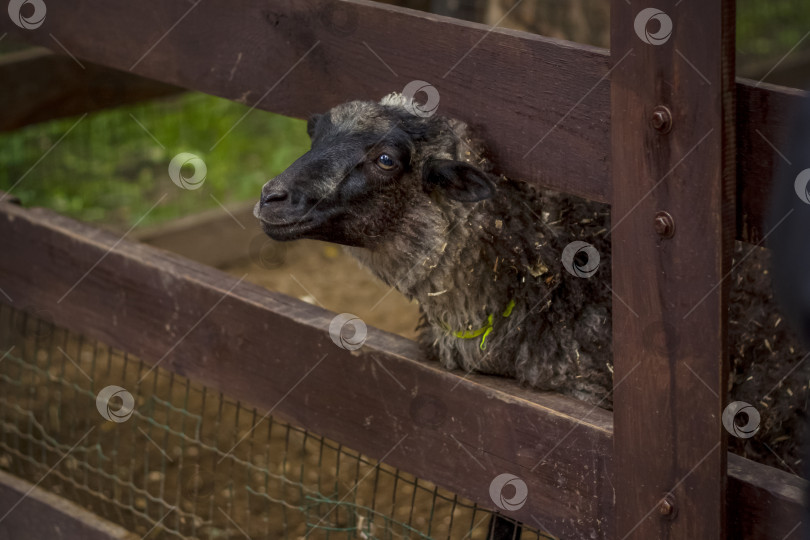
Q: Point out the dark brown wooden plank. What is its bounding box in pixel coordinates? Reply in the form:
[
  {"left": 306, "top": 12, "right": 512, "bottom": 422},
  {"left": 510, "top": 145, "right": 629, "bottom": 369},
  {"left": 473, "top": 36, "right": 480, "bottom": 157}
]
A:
[
  {"left": 610, "top": 1, "right": 736, "bottom": 538},
  {"left": 736, "top": 80, "right": 808, "bottom": 244},
  {"left": 0, "top": 199, "right": 615, "bottom": 538},
  {"left": 0, "top": 1, "right": 802, "bottom": 244},
  {"left": 727, "top": 453, "right": 808, "bottom": 539},
  {"left": 0, "top": 47, "right": 181, "bottom": 132},
  {"left": 0, "top": 470, "right": 138, "bottom": 540}
]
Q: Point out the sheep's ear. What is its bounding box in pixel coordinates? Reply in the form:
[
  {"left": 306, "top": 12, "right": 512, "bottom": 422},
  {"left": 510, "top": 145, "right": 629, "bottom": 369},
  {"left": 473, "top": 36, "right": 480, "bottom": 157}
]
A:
[
  {"left": 422, "top": 159, "right": 496, "bottom": 202},
  {"left": 306, "top": 114, "right": 322, "bottom": 138}
]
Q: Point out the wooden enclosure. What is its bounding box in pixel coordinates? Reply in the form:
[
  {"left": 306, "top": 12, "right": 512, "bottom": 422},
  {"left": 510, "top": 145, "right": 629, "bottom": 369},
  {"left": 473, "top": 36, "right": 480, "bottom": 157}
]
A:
[{"left": 0, "top": 0, "right": 808, "bottom": 538}]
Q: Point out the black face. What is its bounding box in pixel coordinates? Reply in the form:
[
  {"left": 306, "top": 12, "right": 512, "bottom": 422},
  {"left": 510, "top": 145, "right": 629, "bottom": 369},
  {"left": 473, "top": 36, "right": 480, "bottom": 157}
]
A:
[
  {"left": 254, "top": 101, "right": 496, "bottom": 248},
  {"left": 254, "top": 118, "right": 413, "bottom": 247}
]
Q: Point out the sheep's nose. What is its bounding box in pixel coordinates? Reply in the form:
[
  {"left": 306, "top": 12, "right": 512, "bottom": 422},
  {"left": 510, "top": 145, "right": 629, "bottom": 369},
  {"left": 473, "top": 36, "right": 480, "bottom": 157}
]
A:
[{"left": 260, "top": 190, "right": 288, "bottom": 208}]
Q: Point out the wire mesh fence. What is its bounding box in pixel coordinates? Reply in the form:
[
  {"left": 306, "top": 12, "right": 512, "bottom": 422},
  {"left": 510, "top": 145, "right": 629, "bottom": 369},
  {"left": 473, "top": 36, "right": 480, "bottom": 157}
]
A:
[{"left": 0, "top": 303, "right": 555, "bottom": 540}]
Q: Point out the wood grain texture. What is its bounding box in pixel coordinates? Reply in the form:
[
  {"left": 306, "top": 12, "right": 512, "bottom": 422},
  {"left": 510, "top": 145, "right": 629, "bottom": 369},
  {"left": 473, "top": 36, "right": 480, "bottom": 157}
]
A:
[
  {"left": 727, "top": 453, "right": 808, "bottom": 538},
  {"left": 0, "top": 0, "right": 802, "bottom": 241},
  {"left": 0, "top": 470, "right": 139, "bottom": 540},
  {"left": 0, "top": 198, "right": 806, "bottom": 539},
  {"left": 736, "top": 80, "right": 808, "bottom": 244},
  {"left": 0, "top": 47, "right": 181, "bottom": 132},
  {"left": 609, "top": 1, "right": 736, "bottom": 538}
]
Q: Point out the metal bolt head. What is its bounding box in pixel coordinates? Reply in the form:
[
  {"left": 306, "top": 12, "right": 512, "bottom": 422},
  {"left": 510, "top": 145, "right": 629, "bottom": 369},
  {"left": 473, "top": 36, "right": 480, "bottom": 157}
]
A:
[
  {"left": 658, "top": 494, "right": 677, "bottom": 519},
  {"left": 651, "top": 106, "right": 673, "bottom": 133},
  {"left": 654, "top": 211, "right": 675, "bottom": 238}
]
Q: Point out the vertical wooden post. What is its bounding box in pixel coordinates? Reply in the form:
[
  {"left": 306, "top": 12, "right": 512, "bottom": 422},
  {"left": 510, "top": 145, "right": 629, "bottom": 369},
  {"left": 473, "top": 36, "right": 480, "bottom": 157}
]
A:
[{"left": 610, "top": 1, "right": 735, "bottom": 538}]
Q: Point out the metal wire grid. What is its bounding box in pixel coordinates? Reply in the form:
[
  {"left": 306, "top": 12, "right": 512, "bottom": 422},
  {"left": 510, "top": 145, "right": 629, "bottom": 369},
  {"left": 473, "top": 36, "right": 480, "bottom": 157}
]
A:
[{"left": 0, "top": 303, "right": 555, "bottom": 540}]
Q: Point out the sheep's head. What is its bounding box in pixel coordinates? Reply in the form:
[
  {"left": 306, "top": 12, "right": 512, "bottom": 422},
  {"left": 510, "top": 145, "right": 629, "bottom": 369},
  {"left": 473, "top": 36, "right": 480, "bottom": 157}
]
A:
[{"left": 254, "top": 94, "right": 496, "bottom": 249}]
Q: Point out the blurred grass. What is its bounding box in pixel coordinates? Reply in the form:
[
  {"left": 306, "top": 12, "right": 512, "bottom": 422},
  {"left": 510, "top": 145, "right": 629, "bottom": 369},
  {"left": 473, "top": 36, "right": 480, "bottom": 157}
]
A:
[
  {"left": 0, "top": 93, "right": 309, "bottom": 230},
  {"left": 737, "top": 0, "right": 810, "bottom": 67},
  {"left": 0, "top": 0, "right": 807, "bottom": 231}
]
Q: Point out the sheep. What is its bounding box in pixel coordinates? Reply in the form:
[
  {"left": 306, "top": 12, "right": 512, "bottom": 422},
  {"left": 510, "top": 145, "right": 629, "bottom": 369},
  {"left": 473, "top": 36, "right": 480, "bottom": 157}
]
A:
[
  {"left": 254, "top": 92, "right": 613, "bottom": 405},
  {"left": 253, "top": 94, "right": 810, "bottom": 472}
]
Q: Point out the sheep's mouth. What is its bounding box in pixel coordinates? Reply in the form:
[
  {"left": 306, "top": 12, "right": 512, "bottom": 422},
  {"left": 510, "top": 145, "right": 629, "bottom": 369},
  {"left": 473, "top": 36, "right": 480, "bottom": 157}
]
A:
[
  {"left": 258, "top": 217, "right": 316, "bottom": 241},
  {"left": 254, "top": 201, "right": 317, "bottom": 240}
]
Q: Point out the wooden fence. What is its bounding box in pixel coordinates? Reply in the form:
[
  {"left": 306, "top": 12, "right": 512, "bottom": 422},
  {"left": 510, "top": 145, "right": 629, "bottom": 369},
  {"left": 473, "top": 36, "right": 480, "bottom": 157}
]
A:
[{"left": 0, "top": 0, "right": 807, "bottom": 538}]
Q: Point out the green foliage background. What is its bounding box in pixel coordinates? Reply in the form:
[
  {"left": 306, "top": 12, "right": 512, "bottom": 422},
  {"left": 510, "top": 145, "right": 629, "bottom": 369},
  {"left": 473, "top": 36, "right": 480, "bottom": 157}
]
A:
[
  {"left": 737, "top": 0, "right": 810, "bottom": 65},
  {"left": 0, "top": 93, "right": 309, "bottom": 229}
]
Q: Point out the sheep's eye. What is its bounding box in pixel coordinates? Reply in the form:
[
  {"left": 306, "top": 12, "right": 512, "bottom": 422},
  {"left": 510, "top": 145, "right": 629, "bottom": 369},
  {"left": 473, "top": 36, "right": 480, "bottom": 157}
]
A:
[{"left": 375, "top": 153, "right": 396, "bottom": 171}]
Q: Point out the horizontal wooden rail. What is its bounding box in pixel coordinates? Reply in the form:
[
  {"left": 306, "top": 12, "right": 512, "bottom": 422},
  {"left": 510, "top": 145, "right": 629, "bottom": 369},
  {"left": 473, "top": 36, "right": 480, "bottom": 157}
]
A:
[
  {"left": 0, "top": 197, "right": 805, "bottom": 539},
  {"left": 0, "top": 47, "right": 181, "bottom": 132},
  {"left": 0, "top": 470, "right": 138, "bottom": 540},
  {"left": 727, "top": 453, "right": 808, "bottom": 538},
  {"left": 0, "top": 0, "right": 805, "bottom": 243}
]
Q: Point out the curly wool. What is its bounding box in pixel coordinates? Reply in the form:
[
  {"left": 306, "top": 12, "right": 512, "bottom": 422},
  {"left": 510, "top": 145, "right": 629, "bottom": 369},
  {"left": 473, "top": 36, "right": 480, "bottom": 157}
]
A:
[
  {"left": 341, "top": 95, "right": 614, "bottom": 405},
  {"left": 341, "top": 94, "right": 807, "bottom": 419}
]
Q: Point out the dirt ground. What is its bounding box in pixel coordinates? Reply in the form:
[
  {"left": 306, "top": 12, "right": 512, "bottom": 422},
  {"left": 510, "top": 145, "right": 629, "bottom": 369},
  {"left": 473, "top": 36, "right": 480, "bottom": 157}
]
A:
[
  {"left": 725, "top": 243, "right": 809, "bottom": 475},
  {"left": 222, "top": 238, "right": 421, "bottom": 341}
]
